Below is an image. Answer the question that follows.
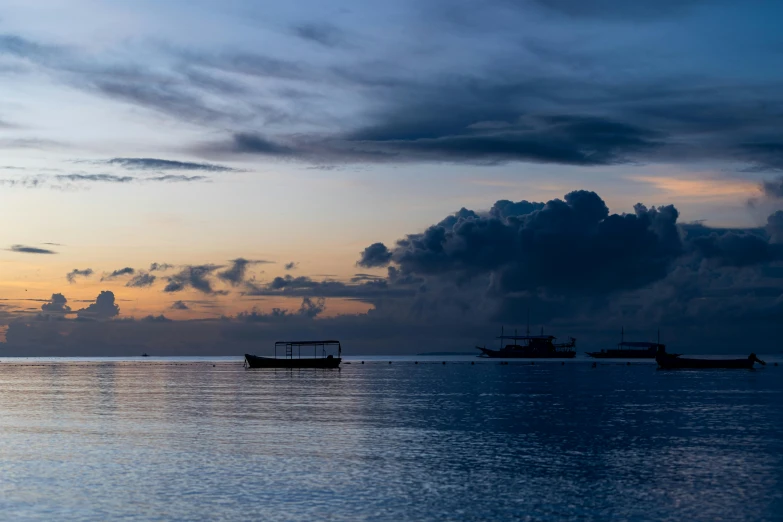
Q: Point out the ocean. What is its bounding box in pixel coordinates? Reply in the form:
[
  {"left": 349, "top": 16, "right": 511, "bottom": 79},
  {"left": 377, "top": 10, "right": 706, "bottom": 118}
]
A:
[{"left": 0, "top": 355, "right": 781, "bottom": 521}]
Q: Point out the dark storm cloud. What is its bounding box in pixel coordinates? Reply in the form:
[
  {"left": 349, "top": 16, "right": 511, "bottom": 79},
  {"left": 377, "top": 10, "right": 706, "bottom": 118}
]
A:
[
  {"left": 354, "top": 191, "right": 783, "bottom": 335},
  {"left": 76, "top": 291, "right": 120, "bottom": 320},
  {"left": 126, "top": 273, "right": 156, "bottom": 288},
  {"left": 217, "top": 258, "right": 272, "bottom": 286},
  {"left": 106, "top": 158, "right": 237, "bottom": 172},
  {"left": 357, "top": 243, "right": 392, "bottom": 268},
  {"left": 41, "top": 293, "right": 71, "bottom": 314},
  {"left": 164, "top": 264, "right": 227, "bottom": 295},
  {"left": 690, "top": 232, "right": 783, "bottom": 267},
  {"left": 102, "top": 267, "right": 135, "bottom": 280},
  {"left": 379, "top": 191, "right": 681, "bottom": 296},
  {"left": 66, "top": 268, "right": 94, "bottom": 283},
  {"left": 9, "top": 244, "right": 57, "bottom": 254}
]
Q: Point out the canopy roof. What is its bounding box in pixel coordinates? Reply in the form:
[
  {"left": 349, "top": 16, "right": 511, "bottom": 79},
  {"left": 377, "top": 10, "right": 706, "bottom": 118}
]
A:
[
  {"left": 275, "top": 340, "right": 341, "bottom": 346},
  {"left": 497, "top": 335, "right": 556, "bottom": 340}
]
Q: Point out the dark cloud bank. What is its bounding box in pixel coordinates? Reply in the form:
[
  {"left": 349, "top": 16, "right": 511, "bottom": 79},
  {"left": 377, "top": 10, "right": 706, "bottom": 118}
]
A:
[{"left": 3, "top": 190, "right": 783, "bottom": 356}]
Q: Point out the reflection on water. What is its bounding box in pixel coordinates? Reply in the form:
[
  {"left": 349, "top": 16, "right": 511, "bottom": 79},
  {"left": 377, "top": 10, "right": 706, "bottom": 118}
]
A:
[{"left": 0, "top": 358, "right": 781, "bottom": 521}]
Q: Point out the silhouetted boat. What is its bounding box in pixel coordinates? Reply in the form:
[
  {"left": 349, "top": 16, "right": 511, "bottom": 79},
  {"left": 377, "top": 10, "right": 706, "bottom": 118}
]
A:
[
  {"left": 587, "top": 328, "right": 678, "bottom": 359},
  {"left": 477, "top": 325, "right": 576, "bottom": 359},
  {"left": 141, "top": 353, "right": 149, "bottom": 357},
  {"left": 244, "top": 340, "right": 342, "bottom": 369},
  {"left": 656, "top": 346, "right": 766, "bottom": 369}
]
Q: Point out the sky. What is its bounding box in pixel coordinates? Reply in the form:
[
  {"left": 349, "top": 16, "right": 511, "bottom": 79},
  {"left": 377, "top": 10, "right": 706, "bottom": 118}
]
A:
[{"left": 1, "top": 0, "right": 782, "bottom": 355}]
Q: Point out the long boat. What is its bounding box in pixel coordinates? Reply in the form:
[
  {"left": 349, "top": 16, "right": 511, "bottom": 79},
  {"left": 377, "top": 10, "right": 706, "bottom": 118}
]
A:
[
  {"left": 244, "top": 340, "right": 342, "bottom": 369},
  {"left": 477, "top": 327, "right": 576, "bottom": 359},
  {"left": 656, "top": 347, "right": 765, "bottom": 369}
]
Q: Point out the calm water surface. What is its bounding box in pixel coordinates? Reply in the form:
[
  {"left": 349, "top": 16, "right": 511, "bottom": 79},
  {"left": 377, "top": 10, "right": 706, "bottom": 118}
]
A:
[{"left": 0, "top": 356, "right": 781, "bottom": 521}]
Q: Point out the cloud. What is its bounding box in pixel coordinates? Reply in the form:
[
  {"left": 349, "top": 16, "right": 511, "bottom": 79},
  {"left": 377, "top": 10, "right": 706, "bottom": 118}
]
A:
[
  {"left": 358, "top": 243, "right": 392, "bottom": 268},
  {"left": 9, "top": 244, "right": 57, "bottom": 254},
  {"left": 284, "top": 262, "right": 298, "bottom": 270},
  {"left": 690, "top": 232, "right": 783, "bottom": 267},
  {"left": 106, "top": 158, "right": 237, "bottom": 172},
  {"left": 243, "top": 274, "right": 414, "bottom": 300},
  {"left": 164, "top": 264, "right": 227, "bottom": 294},
  {"left": 293, "top": 23, "right": 347, "bottom": 48},
  {"left": 200, "top": 115, "right": 664, "bottom": 166},
  {"left": 126, "top": 273, "right": 156, "bottom": 288},
  {"left": 41, "top": 293, "right": 71, "bottom": 314},
  {"left": 171, "top": 300, "right": 189, "bottom": 310},
  {"left": 146, "top": 175, "right": 207, "bottom": 182},
  {"left": 768, "top": 211, "right": 783, "bottom": 244},
  {"left": 376, "top": 191, "right": 681, "bottom": 296},
  {"left": 141, "top": 314, "right": 172, "bottom": 322},
  {"left": 56, "top": 174, "right": 133, "bottom": 183},
  {"left": 217, "top": 258, "right": 271, "bottom": 286},
  {"left": 67, "top": 268, "right": 94, "bottom": 283},
  {"left": 528, "top": 0, "right": 711, "bottom": 19},
  {"left": 235, "top": 297, "right": 327, "bottom": 322},
  {"left": 0, "top": 174, "right": 208, "bottom": 189},
  {"left": 77, "top": 291, "right": 120, "bottom": 320},
  {"left": 102, "top": 267, "right": 135, "bottom": 281},
  {"left": 761, "top": 176, "right": 783, "bottom": 199},
  {"left": 149, "top": 262, "right": 174, "bottom": 272}
]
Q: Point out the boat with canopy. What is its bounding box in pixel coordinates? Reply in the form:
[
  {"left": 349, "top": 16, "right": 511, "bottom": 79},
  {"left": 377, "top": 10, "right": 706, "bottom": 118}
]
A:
[
  {"left": 244, "top": 340, "right": 342, "bottom": 369},
  {"left": 587, "top": 328, "right": 677, "bottom": 359}
]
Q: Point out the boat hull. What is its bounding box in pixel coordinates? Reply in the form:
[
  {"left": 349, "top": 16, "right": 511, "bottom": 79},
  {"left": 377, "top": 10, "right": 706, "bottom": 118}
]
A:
[
  {"left": 477, "top": 346, "right": 576, "bottom": 359},
  {"left": 244, "top": 354, "right": 341, "bottom": 369},
  {"left": 587, "top": 350, "right": 656, "bottom": 359},
  {"left": 656, "top": 355, "right": 756, "bottom": 369}
]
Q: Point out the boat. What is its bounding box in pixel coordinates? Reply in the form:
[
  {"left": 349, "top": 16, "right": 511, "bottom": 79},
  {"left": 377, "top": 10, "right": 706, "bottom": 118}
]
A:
[
  {"left": 244, "top": 340, "right": 342, "bottom": 369},
  {"left": 141, "top": 353, "right": 149, "bottom": 357},
  {"left": 656, "top": 346, "right": 766, "bottom": 369},
  {"left": 476, "top": 325, "right": 576, "bottom": 359},
  {"left": 587, "top": 328, "right": 677, "bottom": 359}
]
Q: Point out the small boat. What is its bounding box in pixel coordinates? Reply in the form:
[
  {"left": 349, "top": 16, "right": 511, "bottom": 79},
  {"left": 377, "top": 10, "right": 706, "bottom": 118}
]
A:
[
  {"left": 656, "top": 346, "right": 766, "bottom": 369},
  {"left": 587, "top": 328, "right": 678, "bottom": 359},
  {"left": 476, "top": 325, "right": 576, "bottom": 359},
  {"left": 244, "top": 340, "right": 342, "bottom": 369},
  {"left": 141, "top": 353, "right": 149, "bottom": 357}
]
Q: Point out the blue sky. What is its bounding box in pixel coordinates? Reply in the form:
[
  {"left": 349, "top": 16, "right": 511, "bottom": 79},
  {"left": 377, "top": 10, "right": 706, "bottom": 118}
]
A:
[{"left": 1, "top": 0, "right": 782, "bottom": 353}]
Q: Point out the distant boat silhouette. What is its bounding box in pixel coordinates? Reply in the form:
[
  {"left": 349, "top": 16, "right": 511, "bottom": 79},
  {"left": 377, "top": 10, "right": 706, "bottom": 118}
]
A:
[
  {"left": 587, "top": 328, "right": 678, "bottom": 359},
  {"left": 477, "top": 324, "right": 576, "bottom": 359},
  {"left": 141, "top": 353, "right": 149, "bottom": 357},
  {"left": 656, "top": 346, "right": 765, "bottom": 369},
  {"left": 244, "top": 340, "right": 342, "bottom": 369}
]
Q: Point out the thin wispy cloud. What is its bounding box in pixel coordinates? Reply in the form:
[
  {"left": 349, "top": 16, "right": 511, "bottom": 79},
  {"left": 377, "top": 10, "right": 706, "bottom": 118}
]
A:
[{"left": 9, "top": 244, "right": 57, "bottom": 254}]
